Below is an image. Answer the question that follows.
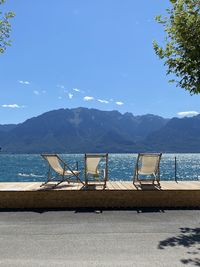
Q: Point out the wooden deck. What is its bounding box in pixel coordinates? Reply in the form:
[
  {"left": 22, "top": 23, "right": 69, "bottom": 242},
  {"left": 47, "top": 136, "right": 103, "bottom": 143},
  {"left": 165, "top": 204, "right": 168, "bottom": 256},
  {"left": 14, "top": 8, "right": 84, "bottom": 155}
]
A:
[
  {"left": 0, "top": 181, "right": 200, "bottom": 191},
  {"left": 0, "top": 181, "right": 200, "bottom": 209}
]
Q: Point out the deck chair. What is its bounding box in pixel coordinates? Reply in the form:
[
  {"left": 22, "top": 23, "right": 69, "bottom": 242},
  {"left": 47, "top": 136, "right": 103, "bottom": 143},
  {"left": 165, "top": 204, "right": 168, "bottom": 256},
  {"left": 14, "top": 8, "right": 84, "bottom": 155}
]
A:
[
  {"left": 133, "top": 153, "right": 162, "bottom": 186},
  {"left": 41, "top": 154, "right": 84, "bottom": 187},
  {"left": 84, "top": 153, "right": 108, "bottom": 189}
]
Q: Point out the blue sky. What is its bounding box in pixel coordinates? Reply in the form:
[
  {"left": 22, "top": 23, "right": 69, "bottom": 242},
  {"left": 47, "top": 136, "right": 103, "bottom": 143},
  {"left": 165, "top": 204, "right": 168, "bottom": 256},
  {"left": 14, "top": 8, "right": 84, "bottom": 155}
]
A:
[{"left": 0, "top": 0, "right": 200, "bottom": 124}]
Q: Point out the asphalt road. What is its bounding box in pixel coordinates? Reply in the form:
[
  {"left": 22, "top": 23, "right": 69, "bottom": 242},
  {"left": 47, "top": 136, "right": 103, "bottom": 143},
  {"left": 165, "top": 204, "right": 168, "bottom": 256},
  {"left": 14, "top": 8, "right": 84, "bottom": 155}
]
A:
[{"left": 0, "top": 208, "right": 200, "bottom": 267}]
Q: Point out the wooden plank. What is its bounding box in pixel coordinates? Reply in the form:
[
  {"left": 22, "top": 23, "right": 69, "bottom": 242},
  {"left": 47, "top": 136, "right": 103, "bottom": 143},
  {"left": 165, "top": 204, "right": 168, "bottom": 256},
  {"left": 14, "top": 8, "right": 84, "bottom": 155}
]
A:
[
  {"left": 160, "top": 181, "right": 179, "bottom": 190},
  {"left": 159, "top": 181, "right": 200, "bottom": 190},
  {"left": 123, "top": 182, "right": 136, "bottom": 190},
  {"left": 106, "top": 181, "right": 115, "bottom": 190},
  {"left": 108, "top": 181, "right": 119, "bottom": 190},
  {"left": 118, "top": 181, "right": 128, "bottom": 190},
  {"left": 108, "top": 181, "right": 116, "bottom": 190},
  {"left": 112, "top": 182, "right": 122, "bottom": 190},
  {"left": 120, "top": 182, "right": 130, "bottom": 190},
  {"left": 114, "top": 181, "right": 124, "bottom": 190},
  {"left": 116, "top": 181, "right": 132, "bottom": 190},
  {"left": 178, "top": 182, "right": 199, "bottom": 190},
  {"left": 122, "top": 181, "right": 137, "bottom": 190},
  {"left": 25, "top": 183, "right": 41, "bottom": 191},
  {"left": 191, "top": 181, "right": 200, "bottom": 189},
  {"left": 0, "top": 181, "right": 200, "bottom": 191}
]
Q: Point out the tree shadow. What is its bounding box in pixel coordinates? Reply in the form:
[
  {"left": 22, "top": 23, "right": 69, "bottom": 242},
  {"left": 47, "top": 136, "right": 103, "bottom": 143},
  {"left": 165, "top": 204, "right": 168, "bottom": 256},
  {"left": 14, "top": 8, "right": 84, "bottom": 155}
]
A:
[{"left": 158, "top": 227, "right": 200, "bottom": 266}]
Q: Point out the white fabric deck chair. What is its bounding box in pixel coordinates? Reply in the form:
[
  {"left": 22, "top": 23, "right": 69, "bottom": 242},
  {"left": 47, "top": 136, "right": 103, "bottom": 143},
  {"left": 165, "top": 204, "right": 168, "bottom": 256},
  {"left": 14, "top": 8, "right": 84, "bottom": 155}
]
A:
[
  {"left": 41, "top": 154, "right": 84, "bottom": 187},
  {"left": 133, "top": 153, "right": 162, "bottom": 186},
  {"left": 84, "top": 154, "right": 108, "bottom": 189}
]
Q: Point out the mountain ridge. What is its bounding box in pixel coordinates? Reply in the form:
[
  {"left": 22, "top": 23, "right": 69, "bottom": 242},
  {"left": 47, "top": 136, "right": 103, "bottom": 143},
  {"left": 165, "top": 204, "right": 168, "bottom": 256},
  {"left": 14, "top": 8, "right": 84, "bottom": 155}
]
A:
[{"left": 0, "top": 107, "right": 198, "bottom": 153}]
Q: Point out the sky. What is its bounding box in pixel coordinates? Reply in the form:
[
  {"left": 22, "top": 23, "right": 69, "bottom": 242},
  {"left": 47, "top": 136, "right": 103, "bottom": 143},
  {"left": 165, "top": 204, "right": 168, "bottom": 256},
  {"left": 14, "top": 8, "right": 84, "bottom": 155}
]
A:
[{"left": 0, "top": 0, "right": 200, "bottom": 124}]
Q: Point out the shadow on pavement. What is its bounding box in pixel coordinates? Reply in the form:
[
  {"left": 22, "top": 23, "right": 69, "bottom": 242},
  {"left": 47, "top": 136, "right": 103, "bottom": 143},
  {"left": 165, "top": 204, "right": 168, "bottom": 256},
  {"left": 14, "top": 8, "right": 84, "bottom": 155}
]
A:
[
  {"left": 136, "top": 208, "right": 165, "bottom": 213},
  {"left": 0, "top": 207, "right": 168, "bottom": 214},
  {"left": 158, "top": 227, "right": 200, "bottom": 266},
  {"left": 0, "top": 207, "right": 200, "bottom": 215}
]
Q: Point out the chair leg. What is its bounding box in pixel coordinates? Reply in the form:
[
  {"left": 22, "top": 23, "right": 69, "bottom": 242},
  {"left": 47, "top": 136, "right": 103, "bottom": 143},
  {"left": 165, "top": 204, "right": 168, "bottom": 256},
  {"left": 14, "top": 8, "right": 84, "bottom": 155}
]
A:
[
  {"left": 133, "top": 172, "right": 137, "bottom": 184},
  {"left": 157, "top": 176, "right": 161, "bottom": 188},
  {"left": 40, "top": 180, "right": 49, "bottom": 187},
  {"left": 134, "top": 173, "right": 139, "bottom": 184},
  {"left": 104, "top": 180, "right": 106, "bottom": 190},
  {"left": 152, "top": 174, "right": 155, "bottom": 185},
  {"left": 40, "top": 170, "right": 52, "bottom": 187},
  {"left": 55, "top": 180, "right": 64, "bottom": 187}
]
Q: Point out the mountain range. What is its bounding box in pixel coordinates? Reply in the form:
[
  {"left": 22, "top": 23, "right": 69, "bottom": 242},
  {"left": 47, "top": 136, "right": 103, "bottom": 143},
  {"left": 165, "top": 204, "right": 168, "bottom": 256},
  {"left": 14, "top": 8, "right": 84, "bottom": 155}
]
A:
[{"left": 0, "top": 107, "right": 199, "bottom": 153}]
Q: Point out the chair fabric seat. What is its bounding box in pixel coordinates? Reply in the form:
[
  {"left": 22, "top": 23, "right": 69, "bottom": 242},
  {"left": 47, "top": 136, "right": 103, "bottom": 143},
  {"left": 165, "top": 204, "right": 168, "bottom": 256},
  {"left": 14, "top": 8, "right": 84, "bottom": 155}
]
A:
[
  {"left": 85, "top": 154, "right": 108, "bottom": 189},
  {"left": 41, "top": 154, "right": 84, "bottom": 187},
  {"left": 62, "top": 170, "right": 80, "bottom": 176},
  {"left": 50, "top": 167, "right": 80, "bottom": 176},
  {"left": 133, "top": 153, "right": 162, "bottom": 186},
  {"left": 138, "top": 171, "right": 155, "bottom": 176}
]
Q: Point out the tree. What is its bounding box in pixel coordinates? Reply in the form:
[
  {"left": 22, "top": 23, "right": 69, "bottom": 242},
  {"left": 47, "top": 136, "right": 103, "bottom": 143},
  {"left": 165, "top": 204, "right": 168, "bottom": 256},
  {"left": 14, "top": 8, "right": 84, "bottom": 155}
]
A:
[
  {"left": 0, "top": 0, "right": 15, "bottom": 54},
  {"left": 153, "top": 0, "right": 200, "bottom": 94}
]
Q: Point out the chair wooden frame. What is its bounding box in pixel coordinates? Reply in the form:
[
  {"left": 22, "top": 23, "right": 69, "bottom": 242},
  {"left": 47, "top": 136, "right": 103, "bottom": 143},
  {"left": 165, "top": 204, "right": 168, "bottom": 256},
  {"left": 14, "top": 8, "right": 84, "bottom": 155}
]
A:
[
  {"left": 84, "top": 153, "right": 109, "bottom": 189},
  {"left": 133, "top": 153, "right": 162, "bottom": 186},
  {"left": 41, "top": 154, "right": 84, "bottom": 187}
]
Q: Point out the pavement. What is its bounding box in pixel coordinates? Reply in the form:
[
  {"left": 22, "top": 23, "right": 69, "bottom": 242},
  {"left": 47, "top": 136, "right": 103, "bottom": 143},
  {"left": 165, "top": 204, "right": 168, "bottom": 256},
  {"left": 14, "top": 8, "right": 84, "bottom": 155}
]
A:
[{"left": 0, "top": 208, "right": 200, "bottom": 267}]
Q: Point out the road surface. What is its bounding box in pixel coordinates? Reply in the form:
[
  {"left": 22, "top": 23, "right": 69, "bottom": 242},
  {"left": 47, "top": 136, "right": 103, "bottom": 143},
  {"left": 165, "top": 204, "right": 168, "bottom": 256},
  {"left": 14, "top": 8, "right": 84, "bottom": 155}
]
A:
[{"left": 0, "top": 208, "right": 199, "bottom": 266}]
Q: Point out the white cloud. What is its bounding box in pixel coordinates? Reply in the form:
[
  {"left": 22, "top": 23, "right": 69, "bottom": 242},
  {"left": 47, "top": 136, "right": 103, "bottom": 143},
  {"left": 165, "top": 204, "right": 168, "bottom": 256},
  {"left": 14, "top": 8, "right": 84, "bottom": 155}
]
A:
[
  {"left": 58, "top": 96, "right": 62, "bottom": 99},
  {"left": 42, "top": 90, "right": 46, "bottom": 94},
  {"left": 33, "top": 90, "right": 39, "bottom": 95},
  {"left": 177, "top": 111, "right": 199, "bottom": 117},
  {"left": 1, "top": 104, "right": 25, "bottom": 108},
  {"left": 73, "top": 88, "right": 80, "bottom": 92},
  {"left": 98, "top": 99, "right": 109, "bottom": 104},
  {"left": 115, "top": 101, "right": 124, "bottom": 106},
  {"left": 57, "top": 84, "right": 65, "bottom": 89},
  {"left": 83, "top": 96, "right": 94, "bottom": 101},
  {"left": 73, "top": 88, "right": 85, "bottom": 93},
  {"left": 68, "top": 93, "right": 73, "bottom": 99},
  {"left": 18, "top": 80, "right": 30, "bottom": 85}
]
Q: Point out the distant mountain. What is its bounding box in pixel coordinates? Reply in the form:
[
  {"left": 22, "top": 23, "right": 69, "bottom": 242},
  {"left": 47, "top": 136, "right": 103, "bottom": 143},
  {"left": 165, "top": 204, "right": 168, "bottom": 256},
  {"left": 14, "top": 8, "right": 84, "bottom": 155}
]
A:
[
  {"left": 0, "top": 124, "right": 17, "bottom": 151},
  {"left": 0, "top": 124, "right": 17, "bottom": 132},
  {"left": 144, "top": 115, "right": 200, "bottom": 152},
  {"left": 0, "top": 107, "right": 168, "bottom": 153},
  {"left": 1, "top": 107, "right": 200, "bottom": 153}
]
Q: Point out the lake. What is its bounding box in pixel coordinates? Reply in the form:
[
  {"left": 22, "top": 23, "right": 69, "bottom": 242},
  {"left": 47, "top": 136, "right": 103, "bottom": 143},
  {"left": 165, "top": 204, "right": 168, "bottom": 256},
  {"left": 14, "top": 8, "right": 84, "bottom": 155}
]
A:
[{"left": 0, "top": 154, "right": 200, "bottom": 182}]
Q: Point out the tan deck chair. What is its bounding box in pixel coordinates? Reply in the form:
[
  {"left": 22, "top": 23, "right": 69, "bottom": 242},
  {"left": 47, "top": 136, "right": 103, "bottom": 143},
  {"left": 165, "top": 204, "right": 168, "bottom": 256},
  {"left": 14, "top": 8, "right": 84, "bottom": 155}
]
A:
[
  {"left": 133, "top": 153, "right": 162, "bottom": 186},
  {"left": 41, "top": 154, "right": 84, "bottom": 187},
  {"left": 84, "top": 153, "right": 108, "bottom": 189}
]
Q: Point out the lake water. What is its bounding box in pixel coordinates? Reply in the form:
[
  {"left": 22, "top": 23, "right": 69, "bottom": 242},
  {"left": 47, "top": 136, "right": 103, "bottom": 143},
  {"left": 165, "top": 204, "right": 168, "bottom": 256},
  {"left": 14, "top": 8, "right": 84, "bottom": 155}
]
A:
[{"left": 0, "top": 154, "right": 200, "bottom": 182}]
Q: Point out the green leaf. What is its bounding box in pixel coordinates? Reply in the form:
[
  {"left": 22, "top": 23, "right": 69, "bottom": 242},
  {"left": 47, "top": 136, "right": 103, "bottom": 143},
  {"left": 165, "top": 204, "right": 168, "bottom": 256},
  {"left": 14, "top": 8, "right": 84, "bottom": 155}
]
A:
[
  {"left": 153, "top": 0, "right": 200, "bottom": 94},
  {"left": 0, "top": 0, "right": 15, "bottom": 54}
]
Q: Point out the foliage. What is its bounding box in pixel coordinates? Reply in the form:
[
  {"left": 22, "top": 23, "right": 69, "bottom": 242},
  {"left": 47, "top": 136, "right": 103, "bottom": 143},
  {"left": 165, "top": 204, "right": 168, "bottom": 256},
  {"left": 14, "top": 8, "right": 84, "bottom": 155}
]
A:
[
  {"left": 0, "top": 0, "right": 15, "bottom": 54},
  {"left": 153, "top": 0, "right": 200, "bottom": 94}
]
